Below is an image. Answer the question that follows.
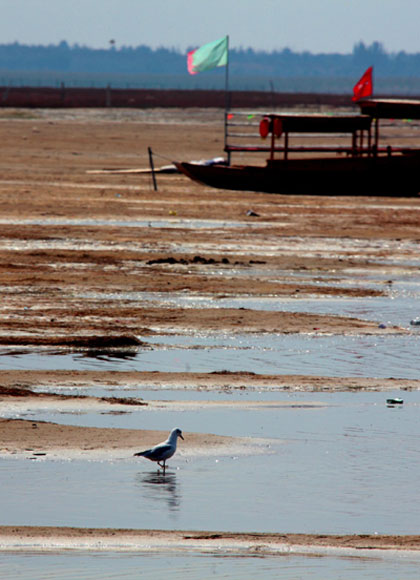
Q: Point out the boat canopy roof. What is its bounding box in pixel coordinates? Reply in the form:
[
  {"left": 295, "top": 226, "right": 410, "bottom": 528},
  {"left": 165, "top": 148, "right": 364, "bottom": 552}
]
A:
[
  {"left": 265, "top": 113, "right": 372, "bottom": 133},
  {"left": 358, "top": 98, "right": 420, "bottom": 120}
]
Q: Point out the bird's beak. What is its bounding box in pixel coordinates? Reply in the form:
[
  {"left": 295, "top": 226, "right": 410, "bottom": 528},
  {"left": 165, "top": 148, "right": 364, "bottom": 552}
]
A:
[{"left": 180, "top": 433, "right": 184, "bottom": 440}]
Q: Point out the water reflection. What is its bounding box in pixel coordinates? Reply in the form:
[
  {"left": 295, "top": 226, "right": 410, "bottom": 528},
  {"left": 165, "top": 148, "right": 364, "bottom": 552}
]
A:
[
  {"left": 76, "top": 349, "right": 139, "bottom": 361},
  {"left": 136, "top": 471, "right": 181, "bottom": 514}
]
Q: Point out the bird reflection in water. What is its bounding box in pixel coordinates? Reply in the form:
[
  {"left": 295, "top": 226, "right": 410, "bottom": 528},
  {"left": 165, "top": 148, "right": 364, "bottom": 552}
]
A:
[{"left": 137, "top": 471, "right": 181, "bottom": 513}]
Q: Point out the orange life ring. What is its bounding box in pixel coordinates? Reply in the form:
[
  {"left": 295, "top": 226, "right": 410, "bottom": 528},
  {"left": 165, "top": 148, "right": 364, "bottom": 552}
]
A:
[
  {"left": 273, "top": 118, "right": 283, "bottom": 138},
  {"left": 259, "top": 117, "right": 271, "bottom": 139}
]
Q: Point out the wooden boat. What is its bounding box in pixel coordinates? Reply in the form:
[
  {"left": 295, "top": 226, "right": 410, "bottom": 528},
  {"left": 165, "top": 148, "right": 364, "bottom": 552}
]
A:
[{"left": 175, "top": 99, "right": 420, "bottom": 196}]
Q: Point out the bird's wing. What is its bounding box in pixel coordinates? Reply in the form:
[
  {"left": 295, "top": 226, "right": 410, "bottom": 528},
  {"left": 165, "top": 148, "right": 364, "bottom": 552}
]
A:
[
  {"left": 146, "top": 443, "right": 174, "bottom": 461},
  {"left": 134, "top": 437, "right": 166, "bottom": 455}
]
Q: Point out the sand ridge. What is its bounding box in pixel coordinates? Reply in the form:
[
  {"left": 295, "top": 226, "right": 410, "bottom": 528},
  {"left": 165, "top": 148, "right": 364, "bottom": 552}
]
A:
[
  {"left": 0, "top": 526, "right": 419, "bottom": 556},
  {"left": 0, "top": 417, "right": 275, "bottom": 461}
]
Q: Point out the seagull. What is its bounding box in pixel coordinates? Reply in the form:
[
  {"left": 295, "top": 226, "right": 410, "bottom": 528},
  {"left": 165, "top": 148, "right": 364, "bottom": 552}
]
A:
[{"left": 134, "top": 428, "right": 184, "bottom": 470}]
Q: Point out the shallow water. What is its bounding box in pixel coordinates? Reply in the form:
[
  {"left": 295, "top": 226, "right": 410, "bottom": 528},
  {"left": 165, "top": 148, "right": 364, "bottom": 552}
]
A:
[
  {"left": 76, "top": 267, "right": 420, "bottom": 329},
  {"left": 0, "top": 217, "right": 261, "bottom": 230},
  {"left": 1, "top": 550, "right": 420, "bottom": 580},
  {"left": 1, "top": 332, "right": 419, "bottom": 378},
  {"left": 1, "top": 391, "right": 419, "bottom": 535}
]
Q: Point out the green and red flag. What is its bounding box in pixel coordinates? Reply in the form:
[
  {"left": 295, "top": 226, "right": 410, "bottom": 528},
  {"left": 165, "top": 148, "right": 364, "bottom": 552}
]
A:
[{"left": 187, "top": 36, "right": 228, "bottom": 75}]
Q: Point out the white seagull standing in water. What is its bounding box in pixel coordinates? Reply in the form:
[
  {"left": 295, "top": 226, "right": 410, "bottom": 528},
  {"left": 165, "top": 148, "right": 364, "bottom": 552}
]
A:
[{"left": 134, "top": 428, "right": 184, "bottom": 470}]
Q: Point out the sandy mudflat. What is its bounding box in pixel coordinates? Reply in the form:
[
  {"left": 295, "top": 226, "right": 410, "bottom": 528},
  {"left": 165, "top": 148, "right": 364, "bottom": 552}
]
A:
[
  {"left": 0, "top": 416, "right": 274, "bottom": 460},
  {"left": 0, "top": 108, "right": 419, "bottom": 551},
  {"left": 0, "top": 526, "right": 419, "bottom": 556},
  {"left": 0, "top": 108, "right": 416, "bottom": 349},
  {"left": 1, "top": 369, "right": 419, "bottom": 393}
]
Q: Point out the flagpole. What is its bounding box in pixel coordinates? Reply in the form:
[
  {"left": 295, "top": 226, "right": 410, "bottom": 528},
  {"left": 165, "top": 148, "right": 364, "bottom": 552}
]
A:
[
  {"left": 224, "top": 35, "right": 231, "bottom": 165},
  {"left": 225, "top": 35, "right": 230, "bottom": 98}
]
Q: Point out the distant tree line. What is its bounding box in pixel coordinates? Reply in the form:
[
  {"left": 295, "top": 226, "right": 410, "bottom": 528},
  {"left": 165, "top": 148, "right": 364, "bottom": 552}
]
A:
[{"left": 0, "top": 41, "right": 419, "bottom": 78}]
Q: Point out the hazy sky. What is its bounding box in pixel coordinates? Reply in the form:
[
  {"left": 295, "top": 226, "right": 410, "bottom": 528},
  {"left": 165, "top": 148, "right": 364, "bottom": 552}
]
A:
[{"left": 1, "top": 0, "right": 419, "bottom": 54}]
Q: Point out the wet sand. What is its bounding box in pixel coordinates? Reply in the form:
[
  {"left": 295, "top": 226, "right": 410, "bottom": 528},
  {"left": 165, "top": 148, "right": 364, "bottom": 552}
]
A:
[
  {"left": 0, "top": 416, "right": 274, "bottom": 461},
  {"left": 0, "top": 107, "right": 419, "bottom": 553},
  {"left": 0, "top": 526, "right": 419, "bottom": 555},
  {"left": 1, "top": 369, "right": 419, "bottom": 392}
]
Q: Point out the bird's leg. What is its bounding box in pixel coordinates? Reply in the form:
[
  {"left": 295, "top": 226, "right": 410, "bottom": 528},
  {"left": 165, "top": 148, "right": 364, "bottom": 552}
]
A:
[{"left": 157, "top": 460, "right": 168, "bottom": 472}]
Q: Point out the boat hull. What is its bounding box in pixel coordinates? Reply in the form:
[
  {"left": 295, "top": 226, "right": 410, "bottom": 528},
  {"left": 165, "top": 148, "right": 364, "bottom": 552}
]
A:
[{"left": 176, "top": 156, "right": 420, "bottom": 196}]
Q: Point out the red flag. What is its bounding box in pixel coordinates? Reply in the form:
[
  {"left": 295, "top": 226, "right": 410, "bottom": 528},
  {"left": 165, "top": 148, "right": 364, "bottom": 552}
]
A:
[{"left": 352, "top": 67, "right": 373, "bottom": 102}]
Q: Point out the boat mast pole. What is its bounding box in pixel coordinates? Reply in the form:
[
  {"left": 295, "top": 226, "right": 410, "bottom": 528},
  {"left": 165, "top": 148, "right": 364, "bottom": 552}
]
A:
[{"left": 224, "top": 35, "right": 231, "bottom": 166}]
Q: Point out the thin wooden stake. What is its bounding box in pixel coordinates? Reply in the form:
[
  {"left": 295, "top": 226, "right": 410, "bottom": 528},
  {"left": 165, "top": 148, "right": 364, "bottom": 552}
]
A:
[{"left": 148, "top": 147, "right": 158, "bottom": 191}]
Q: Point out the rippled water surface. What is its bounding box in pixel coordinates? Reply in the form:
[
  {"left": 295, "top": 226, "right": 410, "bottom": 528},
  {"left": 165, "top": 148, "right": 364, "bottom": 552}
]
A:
[
  {"left": 1, "top": 332, "right": 419, "bottom": 378},
  {"left": 1, "top": 551, "right": 420, "bottom": 580}
]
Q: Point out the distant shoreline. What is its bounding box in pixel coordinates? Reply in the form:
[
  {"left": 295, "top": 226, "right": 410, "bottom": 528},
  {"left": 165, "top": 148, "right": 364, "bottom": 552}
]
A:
[
  {"left": 0, "top": 86, "right": 357, "bottom": 108},
  {"left": 0, "top": 86, "right": 410, "bottom": 109}
]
